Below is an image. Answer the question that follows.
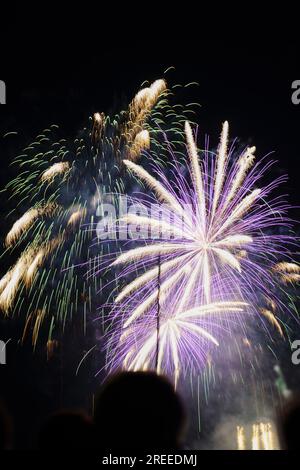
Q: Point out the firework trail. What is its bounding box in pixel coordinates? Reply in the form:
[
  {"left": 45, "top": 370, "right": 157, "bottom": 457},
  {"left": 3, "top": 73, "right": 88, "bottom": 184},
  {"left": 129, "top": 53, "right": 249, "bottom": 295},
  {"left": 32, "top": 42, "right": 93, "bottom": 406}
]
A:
[
  {"left": 0, "top": 77, "right": 195, "bottom": 350},
  {"left": 251, "top": 422, "right": 275, "bottom": 450},
  {"left": 236, "top": 421, "right": 277, "bottom": 450},
  {"left": 236, "top": 425, "right": 246, "bottom": 450},
  {"left": 104, "top": 120, "right": 298, "bottom": 383}
]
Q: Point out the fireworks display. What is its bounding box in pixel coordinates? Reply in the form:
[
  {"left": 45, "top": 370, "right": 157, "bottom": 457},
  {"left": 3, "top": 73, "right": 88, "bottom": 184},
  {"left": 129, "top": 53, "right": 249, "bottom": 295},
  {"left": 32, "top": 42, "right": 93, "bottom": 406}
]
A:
[
  {"left": 0, "top": 77, "right": 194, "bottom": 349},
  {"left": 104, "top": 120, "right": 298, "bottom": 384},
  {"left": 0, "top": 72, "right": 300, "bottom": 449},
  {"left": 0, "top": 70, "right": 299, "bottom": 452},
  {"left": 1, "top": 75, "right": 298, "bottom": 393},
  {"left": 237, "top": 422, "right": 276, "bottom": 450},
  {"left": 2, "top": 25, "right": 300, "bottom": 456}
]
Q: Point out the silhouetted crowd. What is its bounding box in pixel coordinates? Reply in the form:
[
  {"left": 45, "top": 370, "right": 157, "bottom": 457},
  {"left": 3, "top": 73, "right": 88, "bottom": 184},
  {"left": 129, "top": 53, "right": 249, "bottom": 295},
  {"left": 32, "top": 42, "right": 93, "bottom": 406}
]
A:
[
  {"left": 0, "top": 371, "right": 299, "bottom": 450},
  {"left": 0, "top": 371, "right": 185, "bottom": 450}
]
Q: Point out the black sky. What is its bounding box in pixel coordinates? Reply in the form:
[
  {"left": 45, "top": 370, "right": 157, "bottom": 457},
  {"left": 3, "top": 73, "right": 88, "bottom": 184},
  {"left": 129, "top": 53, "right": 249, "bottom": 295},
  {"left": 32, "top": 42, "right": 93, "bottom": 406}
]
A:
[{"left": 1, "top": 40, "right": 299, "bottom": 200}]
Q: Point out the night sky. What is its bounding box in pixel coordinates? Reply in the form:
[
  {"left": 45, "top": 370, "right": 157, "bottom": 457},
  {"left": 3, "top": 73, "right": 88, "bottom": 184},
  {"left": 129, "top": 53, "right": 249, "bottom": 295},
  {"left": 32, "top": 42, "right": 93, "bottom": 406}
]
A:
[
  {"left": 1, "top": 41, "right": 299, "bottom": 201},
  {"left": 0, "top": 40, "right": 299, "bottom": 448}
]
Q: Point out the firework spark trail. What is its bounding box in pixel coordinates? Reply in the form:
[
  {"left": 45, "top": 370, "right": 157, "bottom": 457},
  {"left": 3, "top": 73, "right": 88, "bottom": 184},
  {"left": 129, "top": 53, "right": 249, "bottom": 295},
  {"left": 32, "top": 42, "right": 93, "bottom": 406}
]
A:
[
  {"left": 104, "top": 120, "right": 298, "bottom": 382},
  {"left": 260, "top": 308, "right": 283, "bottom": 337},
  {"left": 0, "top": 234, "right": 64, "bottom": 312},
  {"left": 273, "top": 261, "right": 300, "bottom": 284},
  {"left": 5, "top": 203, "right": 57, "bottom": 247},
  {"left": 41, "top": 162, "right": 70, "bottom": 182},
  {"left": 67, "top": 208, "right": 87, "bottom": 227},
  {"left": 251, "top": 422, "right": 275, "bottom": 450},
  {"left": 237, "top": 426, "right": 246, "bottom": 450},
  {"left": 0, "top": 253, "right": 28, "bottom": 312},
  {"left": 129, "top": 130, "right": 151, "bottom": 162},
  {"left": 126, "top": 80, "right": 167, "bottom": 144}
]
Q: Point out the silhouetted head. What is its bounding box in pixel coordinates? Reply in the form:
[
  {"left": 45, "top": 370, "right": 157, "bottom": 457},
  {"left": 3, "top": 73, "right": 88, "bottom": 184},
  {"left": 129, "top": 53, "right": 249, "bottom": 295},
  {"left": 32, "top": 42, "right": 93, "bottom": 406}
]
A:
[
  {"left": 0, "top": 400, "right": 12, "bottom": 450},
  {"left": 38, "top": 410, "right": 95, "bottom": 450},
  {"left": 278, "top": 395, "right": 300, "bottom": 449},
  {"left": 94, "top": 371, "right": 186, "bottom": 450}
]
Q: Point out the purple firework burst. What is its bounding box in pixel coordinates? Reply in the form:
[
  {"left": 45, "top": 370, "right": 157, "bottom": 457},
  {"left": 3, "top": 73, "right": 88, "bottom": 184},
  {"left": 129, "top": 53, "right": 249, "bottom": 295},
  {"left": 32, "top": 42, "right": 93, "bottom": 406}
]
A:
[{"left": 103, "top": 121, "right": 298, "bottom": 384}]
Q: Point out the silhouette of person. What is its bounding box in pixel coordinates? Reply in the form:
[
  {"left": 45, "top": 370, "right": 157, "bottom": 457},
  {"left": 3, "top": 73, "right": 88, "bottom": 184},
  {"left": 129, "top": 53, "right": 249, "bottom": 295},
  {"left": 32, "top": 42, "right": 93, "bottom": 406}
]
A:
[
  {"left": 278, "top": 395, "right": 300, "bottom": 450},
  {"left": 94, "top": 371, "right": 186, "bottom": 450},
  {"left": 38, "top": 410, "right": 95, "bottom": 450}
]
